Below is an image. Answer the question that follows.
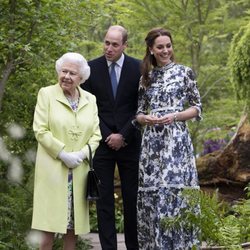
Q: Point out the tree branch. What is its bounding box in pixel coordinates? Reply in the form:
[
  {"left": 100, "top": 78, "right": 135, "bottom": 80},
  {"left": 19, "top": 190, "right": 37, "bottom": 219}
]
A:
[{"left": 0, "top": 59, "right": 15, "bottom": 111}]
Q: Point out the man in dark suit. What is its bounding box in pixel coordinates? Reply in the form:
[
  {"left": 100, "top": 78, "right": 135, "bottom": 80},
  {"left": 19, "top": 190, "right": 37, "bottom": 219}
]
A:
[{"left": 81, "top": 25, "right": 141, "bottom": 250}]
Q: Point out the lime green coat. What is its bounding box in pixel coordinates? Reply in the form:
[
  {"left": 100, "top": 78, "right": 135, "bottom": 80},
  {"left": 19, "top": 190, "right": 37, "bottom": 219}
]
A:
[{"left": 31, "top": 83, "right": 101, "bottom": 235}]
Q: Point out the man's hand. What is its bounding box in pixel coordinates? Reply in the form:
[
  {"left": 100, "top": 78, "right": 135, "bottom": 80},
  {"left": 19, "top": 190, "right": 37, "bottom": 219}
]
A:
[{"left": 105, "top": 133, "right": 126, "bottom": 151}]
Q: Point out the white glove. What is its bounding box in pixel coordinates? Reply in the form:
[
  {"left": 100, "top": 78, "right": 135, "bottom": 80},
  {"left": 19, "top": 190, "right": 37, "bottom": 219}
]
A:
[{"left": 58, "top": 150, "right": 86, "bottom": 169}]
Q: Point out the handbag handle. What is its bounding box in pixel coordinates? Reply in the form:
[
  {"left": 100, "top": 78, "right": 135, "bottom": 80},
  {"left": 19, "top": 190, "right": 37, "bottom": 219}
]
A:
[{"left": 87, "top": 144, "right": 93, "bottom": 170}]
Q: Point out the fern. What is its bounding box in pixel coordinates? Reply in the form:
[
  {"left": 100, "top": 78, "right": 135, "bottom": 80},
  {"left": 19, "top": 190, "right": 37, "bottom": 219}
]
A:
[{"left": 161, "top": 188, "right": 250, "bottom": 247}]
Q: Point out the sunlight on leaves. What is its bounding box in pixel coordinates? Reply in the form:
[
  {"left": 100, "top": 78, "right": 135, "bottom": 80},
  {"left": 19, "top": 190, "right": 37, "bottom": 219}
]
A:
[{"left": 7, "top": 157, "right": 23, "bottom": 183}]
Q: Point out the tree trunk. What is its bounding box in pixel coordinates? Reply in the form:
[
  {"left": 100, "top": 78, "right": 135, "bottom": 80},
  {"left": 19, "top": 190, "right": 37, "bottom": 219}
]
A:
[{"left": 197, "top": 114, "right": 250, "bottom": 201}]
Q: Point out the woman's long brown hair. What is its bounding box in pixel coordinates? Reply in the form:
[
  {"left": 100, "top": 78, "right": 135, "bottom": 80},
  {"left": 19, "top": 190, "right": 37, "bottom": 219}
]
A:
[{"left": 141, "top": 28, "right": 174, "bottom": 88}]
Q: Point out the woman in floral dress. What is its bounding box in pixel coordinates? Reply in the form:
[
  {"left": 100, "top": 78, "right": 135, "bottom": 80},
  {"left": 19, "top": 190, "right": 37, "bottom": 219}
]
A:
[{"left": 135, "top": 28, "right": 202, "bottom": 249}]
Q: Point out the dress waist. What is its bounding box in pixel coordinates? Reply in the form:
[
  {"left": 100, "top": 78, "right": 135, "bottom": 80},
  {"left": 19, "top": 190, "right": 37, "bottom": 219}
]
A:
[
  {"left": 138, "top": 184, "right": 200, "bottom": 192},
  {"left": 150, "top": 106, "right": 183, "bottom": 115}
]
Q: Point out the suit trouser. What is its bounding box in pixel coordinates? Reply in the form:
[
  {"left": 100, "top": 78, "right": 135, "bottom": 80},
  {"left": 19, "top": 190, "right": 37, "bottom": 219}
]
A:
[{"left": 94, "top": 141, "right": 140, "bottom": 250}]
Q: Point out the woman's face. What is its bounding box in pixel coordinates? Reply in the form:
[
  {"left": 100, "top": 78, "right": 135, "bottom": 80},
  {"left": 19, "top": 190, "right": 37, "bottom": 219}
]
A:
[
  {"left": 150, "top": 35, "right": 173, "bottom": 67},
  {"left": 58, "top": 62, "right": 82, "bottom": 94}
]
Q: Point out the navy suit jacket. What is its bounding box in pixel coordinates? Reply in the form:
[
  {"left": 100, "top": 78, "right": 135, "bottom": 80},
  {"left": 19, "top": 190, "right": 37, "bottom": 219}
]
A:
[{"left": 82, "top": 54, "right": 141, "bottom": 145}]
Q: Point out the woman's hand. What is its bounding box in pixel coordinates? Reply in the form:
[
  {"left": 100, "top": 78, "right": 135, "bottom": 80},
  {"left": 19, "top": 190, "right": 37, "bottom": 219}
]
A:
[
  {"left": 156, "top": 113, "right": 176, "bottom": 125},
  {"left": 136, "top": 113, "right": 176, "bottom": 126},
  {"left": 136, "top": 114, "right": 159, "bottom": 126},
  {"left": 58, "top": 150, "right": 86, "bottom": 168}
]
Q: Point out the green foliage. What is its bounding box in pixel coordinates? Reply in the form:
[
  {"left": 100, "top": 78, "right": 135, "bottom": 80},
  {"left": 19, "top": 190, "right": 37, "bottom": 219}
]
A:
[
  {"left": 89, "top": 202, "right": 98, "bottom": 232},
  {"left": 0, "top": 176, "right": 91, "bottom": 249},
  {"left": 0, "top": 179, "right": 33, "bottom": 249},
  {"left": 192, "top": 97, "right": 245, "bottom": 155},
  {"left": 228, "top": 22, "right": 250, "bottom": 110},
  {"left": 89, "top": 188, "right": 124, "bottom": 233},
  {"left": 51, "top": 234, "right": 91, "bottom": 250},
  {"left": 161, "top": 189, "right": 250, "bottom": 249},
  {"left": 114, "top": 193, "right": 124, "bottom": 233}
]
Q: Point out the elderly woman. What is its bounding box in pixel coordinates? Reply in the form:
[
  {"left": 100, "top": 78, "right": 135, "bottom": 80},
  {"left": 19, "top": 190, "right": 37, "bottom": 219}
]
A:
[{"left": 31, "top": 52, "right": 101, "bottom": 250}]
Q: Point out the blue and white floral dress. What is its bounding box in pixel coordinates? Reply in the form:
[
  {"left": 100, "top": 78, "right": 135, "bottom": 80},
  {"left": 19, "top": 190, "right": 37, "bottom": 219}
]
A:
[{"left": 136, "top": 62, "right": 202, "bottom": 250}]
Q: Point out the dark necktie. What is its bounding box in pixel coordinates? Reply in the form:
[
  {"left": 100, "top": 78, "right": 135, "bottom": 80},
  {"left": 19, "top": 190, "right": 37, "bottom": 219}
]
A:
[{"left": 110, "top": 63, "right": 118, "bottom": 97}]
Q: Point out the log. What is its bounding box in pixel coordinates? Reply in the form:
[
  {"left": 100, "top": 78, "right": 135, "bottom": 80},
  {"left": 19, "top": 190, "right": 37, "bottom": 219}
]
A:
[{"left": 197, "top": 114, "right": 250, "bottom": 200}]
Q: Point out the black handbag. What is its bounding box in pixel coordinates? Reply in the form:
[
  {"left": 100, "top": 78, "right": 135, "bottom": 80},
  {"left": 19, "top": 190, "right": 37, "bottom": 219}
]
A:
[{"left": 86, "top": 144, "right": 101, "bottom": 201}]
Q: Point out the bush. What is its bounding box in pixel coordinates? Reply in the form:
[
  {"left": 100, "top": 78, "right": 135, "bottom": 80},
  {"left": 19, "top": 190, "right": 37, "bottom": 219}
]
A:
[{"left": 161, "top": 187, "right": 250, "bottom": 249}]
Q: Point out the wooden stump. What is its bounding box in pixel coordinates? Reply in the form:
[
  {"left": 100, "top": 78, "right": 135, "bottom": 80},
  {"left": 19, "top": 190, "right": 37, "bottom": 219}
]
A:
[{"left": 197, "top": 114, "right": 250, "bottom": 201}]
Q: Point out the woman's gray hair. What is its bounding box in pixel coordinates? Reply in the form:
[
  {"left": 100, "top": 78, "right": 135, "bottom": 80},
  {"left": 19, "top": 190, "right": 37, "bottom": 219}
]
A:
[{"left": 55, "top": 52, "right": 90, "bottom": 82}]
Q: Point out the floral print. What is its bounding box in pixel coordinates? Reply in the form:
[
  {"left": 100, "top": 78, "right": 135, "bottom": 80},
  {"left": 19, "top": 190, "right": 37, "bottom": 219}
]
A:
[
  {"left": 67, "top": 171, "right": 74, "bottom": 229},
  {"left": 136, "top": 63, "right": 202, "bottom": 249},
  {"left": 66, "top": 97, "right": 79, "bottom": 230}
]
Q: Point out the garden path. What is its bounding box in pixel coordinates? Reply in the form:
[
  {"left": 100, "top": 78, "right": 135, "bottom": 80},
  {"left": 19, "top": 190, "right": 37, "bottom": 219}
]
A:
[{"left": 82, "top": 233, "right": 126, "bottom": 250}]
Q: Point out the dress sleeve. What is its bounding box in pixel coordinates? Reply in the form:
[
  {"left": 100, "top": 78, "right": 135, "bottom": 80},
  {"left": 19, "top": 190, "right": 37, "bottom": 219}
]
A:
[
  {"left": 136, "top": 79, "right": 149, "bottom": 116},
  {"left": 185, "top": 67, "right": 202, "bottom": 121},
  {"left": 131, "top": 80, "right": 149, "bottom": 130}
]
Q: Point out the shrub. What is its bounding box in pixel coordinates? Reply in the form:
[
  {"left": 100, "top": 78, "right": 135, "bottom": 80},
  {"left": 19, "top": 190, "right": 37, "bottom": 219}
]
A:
[{"left": 161, "top": 187, "right": 250, "bottom": 249}]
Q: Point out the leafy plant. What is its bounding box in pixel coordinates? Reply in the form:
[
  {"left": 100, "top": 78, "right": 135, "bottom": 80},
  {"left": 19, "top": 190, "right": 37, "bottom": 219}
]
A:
[
  {"left": 89, "top": 202, "right": 98, "bottom": 232},
  {"left": 0, "top": 180, "right": 33, "bottom": 249},
  {"left": 228, "top": 22, "right": 250, "bottom": 111},
  {"left": 51, "top": 234, "right": 91, "bottom": 250},
  {"left": 161, "top": 188, "right": 250, "bottom": 249},
  {"left": 89, "top": 190, "right": 124, "bottom": 233}
]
